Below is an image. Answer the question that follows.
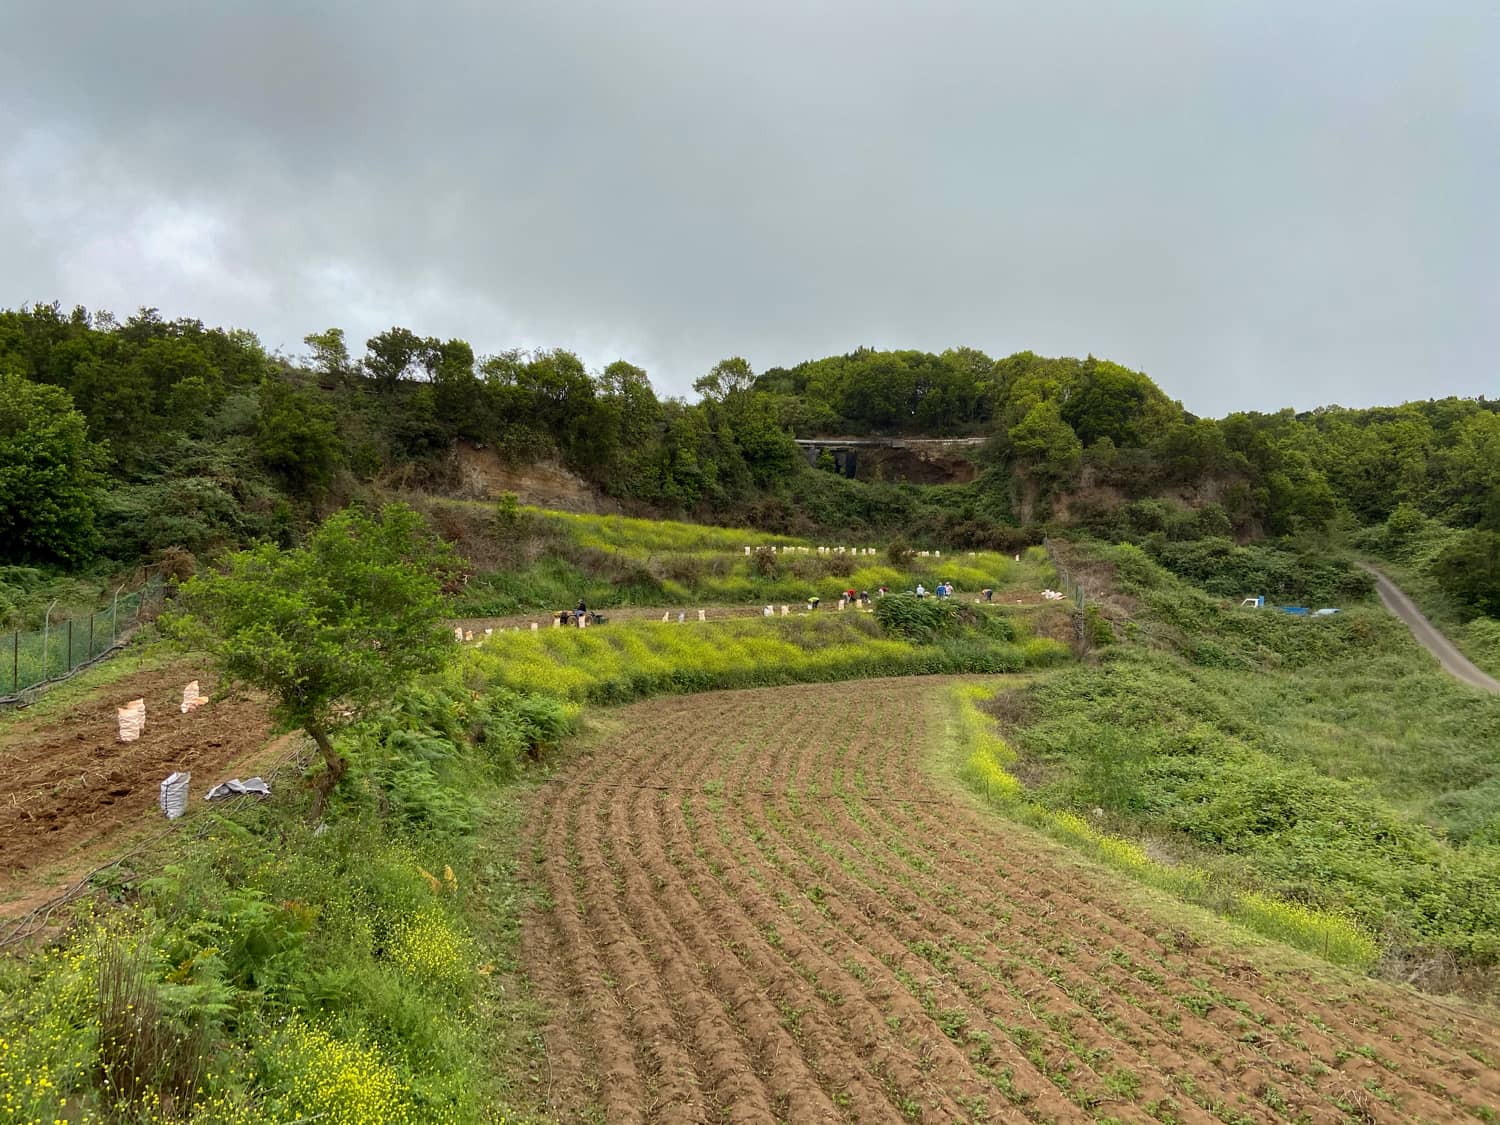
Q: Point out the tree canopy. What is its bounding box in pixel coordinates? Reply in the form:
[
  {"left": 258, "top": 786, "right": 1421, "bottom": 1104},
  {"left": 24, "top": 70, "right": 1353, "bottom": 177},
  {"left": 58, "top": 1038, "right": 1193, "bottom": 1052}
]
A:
[
  {"left": 0, "top": 370, "right": 105, "bottom": 564},
  {"left": 3, "top": 297, "right": 1498, "bottom": 580},
  {"left": 171, "top": 504, "right": 456, "bottom": 813}
]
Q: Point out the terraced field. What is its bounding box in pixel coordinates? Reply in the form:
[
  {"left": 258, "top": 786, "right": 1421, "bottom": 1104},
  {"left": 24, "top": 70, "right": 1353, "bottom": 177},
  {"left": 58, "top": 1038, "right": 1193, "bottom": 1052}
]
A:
[{"left": 522, "top": 678, "right": 1500, "bottom": 1124}]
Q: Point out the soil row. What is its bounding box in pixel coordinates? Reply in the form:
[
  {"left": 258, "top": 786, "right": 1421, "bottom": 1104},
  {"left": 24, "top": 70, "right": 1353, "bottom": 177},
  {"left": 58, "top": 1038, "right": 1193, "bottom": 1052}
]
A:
[{"left": 521, "top": 678, "right": 1500, "bottom": 1123}]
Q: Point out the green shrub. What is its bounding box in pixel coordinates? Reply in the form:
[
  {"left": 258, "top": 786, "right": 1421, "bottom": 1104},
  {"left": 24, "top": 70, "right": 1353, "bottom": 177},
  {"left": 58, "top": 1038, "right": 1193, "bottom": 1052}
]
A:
[{"left": 873, "top": 592, "right": 958, "bottom": 641}]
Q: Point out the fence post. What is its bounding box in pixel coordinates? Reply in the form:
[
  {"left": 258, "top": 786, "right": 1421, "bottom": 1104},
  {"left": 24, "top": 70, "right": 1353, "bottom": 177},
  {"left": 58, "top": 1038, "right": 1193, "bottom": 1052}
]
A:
[
  {"left": 67, "top": 619, "right": 73, "bottom": 674},
  {"left": 10, "top": 632, "right": 16, "bottom": 694},
  {"left": 112, "top": 586, "right": 123, "bottom": 644},
  {"left": 89, "top": 612, "right": 95, "bottom": 660},
  {"left": 42, "top": 599, "right": 57, "bottom": 683}
]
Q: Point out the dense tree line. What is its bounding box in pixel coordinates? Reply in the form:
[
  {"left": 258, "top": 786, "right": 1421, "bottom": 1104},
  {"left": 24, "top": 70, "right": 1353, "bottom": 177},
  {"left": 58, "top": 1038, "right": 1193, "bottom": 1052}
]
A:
[{"left": 2, "top": 301, "right": 1496, "bottom": 616}]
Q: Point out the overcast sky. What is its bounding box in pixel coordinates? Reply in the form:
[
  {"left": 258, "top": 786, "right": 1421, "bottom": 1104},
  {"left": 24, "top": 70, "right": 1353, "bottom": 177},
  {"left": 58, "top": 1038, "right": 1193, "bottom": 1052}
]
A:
[{"left": 2, "top": 1, "right": 1496, "bottom": 417}]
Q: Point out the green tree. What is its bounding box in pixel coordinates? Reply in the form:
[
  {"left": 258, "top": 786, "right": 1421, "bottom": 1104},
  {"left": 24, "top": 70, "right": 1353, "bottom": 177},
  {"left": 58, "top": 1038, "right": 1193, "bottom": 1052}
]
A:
[
  {"left": 363, "top": 326, "right": 431, "bottom": 393},
  {"left": 1431, "top": 530, "right": 1500, "bottom": 620},
  {"left": 1007, "top": 400, "right": 1082, "bottom": 481},
  {"left": 172, "top": 504, "right": 455, "bottom": 814},
  {"left": 0, "top": 371, "right": 106, "bottom": 564},
  {"left": 428, "top": 337, "right": 483, "bottom": 438},
  {"left": 304, "top": 327, "right": 355, "bottom": 386},
  {"left": 255, "top": 378, "right": 342, "bottom": 495},
  {"left": 693, "top": 356, "right": 756, "bottom": 401}
]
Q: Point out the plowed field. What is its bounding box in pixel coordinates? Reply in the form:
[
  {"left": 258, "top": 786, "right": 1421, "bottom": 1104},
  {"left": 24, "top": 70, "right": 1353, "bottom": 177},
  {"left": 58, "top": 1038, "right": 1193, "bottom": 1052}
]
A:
[
  {"left": 522, "top": 678, "right": 1500, "bottom": 1123},
  {"left": 0, "top": 665, "right": 274, "bottom": 899}
]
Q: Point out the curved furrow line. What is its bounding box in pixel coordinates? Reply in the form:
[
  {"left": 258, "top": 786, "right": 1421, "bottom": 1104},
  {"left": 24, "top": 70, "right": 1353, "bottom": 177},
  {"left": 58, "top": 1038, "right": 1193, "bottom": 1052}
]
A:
[
  {"left": 872, "top": 790, "right": 1500, "bottom": 1109},
  {"left": 844, "top": 782, "right": 1450, "bottom": 1121},
  {"left": 645, "top": 788, "right": 914, "bottom": 1123},
  {"left": 788, "top": 731, "right": 1344, "bottom": 1124},
  {"left": 635, "top": 701, "right": 865, "bottom": 1122},
  {"left": 834, "top": 796, "right": 1397, "bottom": 1123},
  {"left": 689, "top": 789, "right": 1024, "bottom": 1122},
  {"left": 679, "top": 699, "right": 1016, "bottom": 1120},
  {"left": 677, "top": 714, "right": 992, "bottom": 1121},
  {"left": 522, "top": 682, "right": 1500, "bottom": 1125},
  {"left": 853, "top": 763, "right": 1492, "bottom": 1119},
  {"left": 526, "top": 765, "right": 647, "bottom": 1121},
  {"left": 571, "top": 766, "right": 709, "bottom": 1120},
  {"left": 735, "top": 753, "right": 1125, "bottom": 1118},
  {"left": 602, "top": 775, "right": 776, "bottom": 1122},
  {"left": 746, "top": 774, "right": 1220, "bottom": 1123}
]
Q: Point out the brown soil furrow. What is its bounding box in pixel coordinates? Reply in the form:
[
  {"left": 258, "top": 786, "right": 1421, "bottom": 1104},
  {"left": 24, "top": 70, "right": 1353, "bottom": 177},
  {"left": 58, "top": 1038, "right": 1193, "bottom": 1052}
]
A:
[
  {"left": 528, "top": 774, "right": 649, "bottom": 1121},
  {"left": 733, "top": 712, "right": 1126, "bottom": 1119},
  {"left": 520, "top": 679, "right": 1500, "bottom": 1125},
  {"left": 897, "top": 797, "right": 1500, "bottom": 1088},
  {"left": 694, "top": 793, "right": 1009, "bottom": 1121},
  {"left": 747, "top": 782, "right": 1204, "bottom": 1121},
  {"left": 871, "top": 789, "right": 1500, "bottom": 1109},
  {"left": 842, "top": 797, "right": 1404, "bottom": 1122},
  {"left": 606, "top": 703, "right": 853, "bottom": 1122},
  {"left": 738, "top": 793, "right": 1124, "bottom": 1121},
  {"left": 646, "top": 788, "right": 905, "bottom": 1123},
  {"left": 608, "top": 782, "right": 778, "bottom": 1122},
  {"left": 572, "top": 772, "right": 709, "bottom": 1120},
  {"left": 664, "top": 712, "right": 971, "bottom": 1121},
  {"left": 847, "top": 774, "right": 1462, "bottom": 1121}
]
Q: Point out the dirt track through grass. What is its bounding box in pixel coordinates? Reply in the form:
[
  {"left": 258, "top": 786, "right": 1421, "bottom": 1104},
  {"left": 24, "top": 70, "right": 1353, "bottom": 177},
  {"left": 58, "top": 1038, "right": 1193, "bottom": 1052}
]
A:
[{"left": 521, "top": 678, "right": 1500, "bottom": 1123}]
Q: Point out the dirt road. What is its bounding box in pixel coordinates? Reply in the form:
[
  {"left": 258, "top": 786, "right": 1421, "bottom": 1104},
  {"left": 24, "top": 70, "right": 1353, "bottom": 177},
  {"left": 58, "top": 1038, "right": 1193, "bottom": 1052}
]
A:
[
  {"left": 1358, "top": 563, "right": 1500, "bottom": 694},
  {"left": 521, "top": 678, "right": 1500, "bottom": 1123}
]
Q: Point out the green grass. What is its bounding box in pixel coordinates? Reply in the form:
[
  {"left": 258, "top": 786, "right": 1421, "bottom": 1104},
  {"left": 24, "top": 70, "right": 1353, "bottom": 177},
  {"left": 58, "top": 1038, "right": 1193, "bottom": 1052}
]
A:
[
  {"left": 465, "top": 610, "right": 1069, "bottom": 705},
  {"left": 947, "top": 682, "right": 1378, "bottom": 969},
  {"left": 977, "top": 540, "right": 1500, "bottom": 986},
  {"left": 440, "top": 501, "right": 1042, "bottom": 616}
]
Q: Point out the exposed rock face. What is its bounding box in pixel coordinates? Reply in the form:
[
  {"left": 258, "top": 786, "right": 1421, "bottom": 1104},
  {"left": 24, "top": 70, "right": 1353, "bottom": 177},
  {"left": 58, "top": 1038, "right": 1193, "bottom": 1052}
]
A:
[
  {"left": 795, "top": 437, "right": 983, "bottom": 484},
  {"left": 452, "top": 444, "right": 620, "bottom": 513}
]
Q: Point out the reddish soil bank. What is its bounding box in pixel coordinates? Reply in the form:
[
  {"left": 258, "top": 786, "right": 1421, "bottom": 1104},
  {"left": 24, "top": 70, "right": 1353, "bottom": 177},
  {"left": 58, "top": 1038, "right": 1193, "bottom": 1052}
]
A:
[
  {"left": 0, "top": 665, "right": 275, "bottom": 896},
  {"left": 521, "top": 678, "right": 1500, "bottom": 1123}
]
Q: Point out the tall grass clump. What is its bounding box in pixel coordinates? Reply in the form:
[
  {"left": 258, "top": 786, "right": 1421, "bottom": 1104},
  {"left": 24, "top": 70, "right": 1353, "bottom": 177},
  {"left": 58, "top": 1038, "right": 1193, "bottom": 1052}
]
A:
[{"left": 1232, "top": 892, "right": 1378, "bottom": 969}]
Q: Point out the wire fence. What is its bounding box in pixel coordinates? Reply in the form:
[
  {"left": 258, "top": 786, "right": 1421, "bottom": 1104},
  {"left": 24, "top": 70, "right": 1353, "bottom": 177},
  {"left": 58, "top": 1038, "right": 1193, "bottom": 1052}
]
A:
[
  {"left": 1041, "top": 537, "right": 1086, "bottom": 609},
  {"left": 1, "top": 579, "right": 164, "bottom": 706}
]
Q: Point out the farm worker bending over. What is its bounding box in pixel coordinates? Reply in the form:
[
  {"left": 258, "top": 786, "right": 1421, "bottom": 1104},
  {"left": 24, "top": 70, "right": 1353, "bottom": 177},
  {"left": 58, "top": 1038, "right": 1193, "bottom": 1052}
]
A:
[
  {"left": 915, "top": 583, "right": 927, "bottom": 598},
  {"left": 981, "top": 587, "right": 994, "bottom": 603},
  {"left": 807, "top": 595, "right": 820, "bottom": 611}
]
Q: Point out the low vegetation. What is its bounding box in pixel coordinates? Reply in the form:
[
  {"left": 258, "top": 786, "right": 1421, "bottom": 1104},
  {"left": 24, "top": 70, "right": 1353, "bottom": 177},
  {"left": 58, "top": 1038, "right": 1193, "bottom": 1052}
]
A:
[
  {"left": 1357, "top": 506, "right": 1500, "bottom": 677},
  {"left": 441, "top": 501, "right": 1034, "bottom": 617},
  {"left": 966, "top": 541, "right": 1500, "bottom": 993}
]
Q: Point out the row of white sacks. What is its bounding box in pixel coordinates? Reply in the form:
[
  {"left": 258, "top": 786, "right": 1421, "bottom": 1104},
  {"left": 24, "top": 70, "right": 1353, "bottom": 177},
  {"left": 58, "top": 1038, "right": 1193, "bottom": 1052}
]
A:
[
  {"left": 115, "top": 681, "right": 208, "bottom": 742},
  {"left": 746, "top": 546, "right": 977, "bottom": 558}
]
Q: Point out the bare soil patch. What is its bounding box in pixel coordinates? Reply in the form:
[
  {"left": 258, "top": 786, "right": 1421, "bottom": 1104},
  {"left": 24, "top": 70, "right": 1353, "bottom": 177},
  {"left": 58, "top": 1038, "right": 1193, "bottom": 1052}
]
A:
[
  {"left": 521, "top": 678, "right": 1500, "bottom": 1123},
  {"left": 0, "top": 662, "right": 275, "bottom": 903}
]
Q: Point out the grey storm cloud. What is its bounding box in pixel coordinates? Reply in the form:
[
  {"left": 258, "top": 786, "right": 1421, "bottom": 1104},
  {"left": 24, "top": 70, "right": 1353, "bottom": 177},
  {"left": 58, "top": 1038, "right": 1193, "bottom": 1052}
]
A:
[{"left": 1, "top": 0, "right": 1496, "bottom": 415}]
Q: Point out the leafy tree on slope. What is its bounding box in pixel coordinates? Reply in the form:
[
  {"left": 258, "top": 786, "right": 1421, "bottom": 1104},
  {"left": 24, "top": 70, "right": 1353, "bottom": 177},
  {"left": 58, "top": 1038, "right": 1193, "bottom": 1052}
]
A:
[
  {"left": 0, "top": 370, "right": 106, "bottom": 565},
  {"left": 171, "top": 504, "right": 455, "bottom": 815}
]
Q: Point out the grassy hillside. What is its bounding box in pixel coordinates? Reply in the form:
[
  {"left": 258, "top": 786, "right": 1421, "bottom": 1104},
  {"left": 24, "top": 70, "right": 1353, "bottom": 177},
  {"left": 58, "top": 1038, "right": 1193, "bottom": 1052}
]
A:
[
  {"left": 1353, "top": 513, "right": 1500, "bottom": 679},
  {"left": 966, "top": 540, "right": 1500, "bottom": 995},
  {"left": 432, "top": 500, "right": 1039, "bottom": 617}
]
